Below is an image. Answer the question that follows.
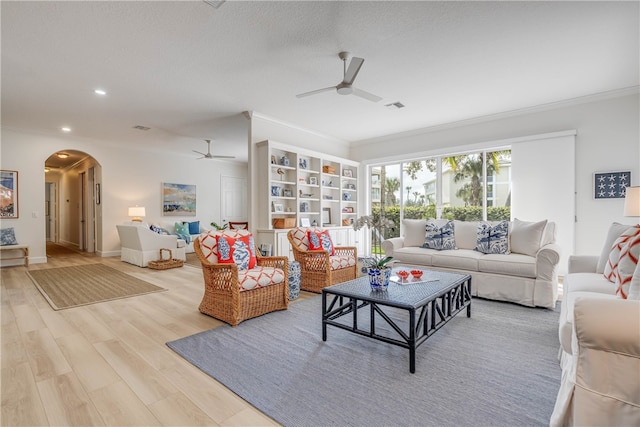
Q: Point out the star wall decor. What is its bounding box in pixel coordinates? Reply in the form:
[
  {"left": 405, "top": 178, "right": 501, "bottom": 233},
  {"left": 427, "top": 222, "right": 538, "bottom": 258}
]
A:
[{"left": 593, "top": 171, "right": 631, "bottom": 199}]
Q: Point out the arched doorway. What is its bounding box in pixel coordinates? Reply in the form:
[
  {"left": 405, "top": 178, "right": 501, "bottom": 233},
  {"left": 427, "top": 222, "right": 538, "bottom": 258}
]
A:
[{"left": 44, "top": 150, "right": 102, "bottom": 254}]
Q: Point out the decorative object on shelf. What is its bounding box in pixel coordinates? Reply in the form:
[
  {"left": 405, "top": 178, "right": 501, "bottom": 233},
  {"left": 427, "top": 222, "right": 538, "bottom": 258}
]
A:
[
  {"left": 270, "top": 155, "right": 276, "bottom": 164},
  {"left": 342, "top": 192, "right": 352, "bottom": 201},
  {"left": 279, "top": 156, "right": 290, "bottom": 166},
  {"left": 311, "top": 219, "right": 318, "bottom": 227},
  {"left": 299, "top": 158, "right": 307, "bottom": 169},
  {"left": 323, "top": 165, "right": 336, "bottom": 174},
  {"left": 309, "top": 177, "right": 317, "bottom": 185},
  {"left": 593, "top": 171, "right": 631, "bottom": 199},
  {"left": 323, "top": 195, "right": 334, "bottom": 200},
  {"left": 342, "top": 206, "right": 354, "bottom": 213},
  {"left": 345, "top": 183, "right": 356, "bottom": 190},
  {"left": 162, "top": 182, "right": 196, "bottom": 216},
  {"left": 273, "top": 202, "right": 284, "bottom": 212},
  {"left": 271, "top": 185, "right": 281, "bottom": 197},
  {"left": 343, "top": 169, "right": 353, "bottom": 178},
  {"left": 342, "top": 219, "right": 352, "bottom": 226},
  {"left": 276, "top": 168, "right": 285, "bottom": 180},
  {"left": 283, "top": 188, "right": 293, "bottom": 197},
  {"left": 322, "top": 208, "right": 331, "bottom": 226},
  {"left": 300, "top": 218, "right": 311, "bottom": 227},
  {"left": 300, "top": 202, "right": 309, "bottom": 212},
  {"left": 273, "top": 217, "right": 296, "bottom": 229},
  {"left": 299, "top": 190, "right": 314, "bottom": 198}
]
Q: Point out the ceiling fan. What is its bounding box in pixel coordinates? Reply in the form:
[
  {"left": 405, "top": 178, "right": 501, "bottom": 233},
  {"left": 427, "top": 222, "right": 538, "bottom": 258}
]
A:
[
  {"left": 193, "top": 139, "right": 235, "bottom": 159},
  {"left": 296, "top": 52, "right": 382, "bottom": 103}
]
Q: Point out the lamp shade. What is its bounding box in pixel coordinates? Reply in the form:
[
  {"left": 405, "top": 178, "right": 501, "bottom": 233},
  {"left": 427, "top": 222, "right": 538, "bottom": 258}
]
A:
[
  {"left": 623, "top": 187, "right": 640, "bottom": 217},
  {"left": 128, "top": 206, "right": 146, "bottom": 222}
]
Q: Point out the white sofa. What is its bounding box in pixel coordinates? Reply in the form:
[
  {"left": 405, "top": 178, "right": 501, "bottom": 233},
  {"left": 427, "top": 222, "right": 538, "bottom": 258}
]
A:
[
  {"left": 381, "top": 218, "right": 560, "bottom": 308},
  {"left": 551, "top": 223, "right": 640, "bottom": 426},
  {"left": 157, "top": 220, "right": 209, "bottom": 253},
  {"left": 116, "top": 224, "right": 186, "bottom": 267}
]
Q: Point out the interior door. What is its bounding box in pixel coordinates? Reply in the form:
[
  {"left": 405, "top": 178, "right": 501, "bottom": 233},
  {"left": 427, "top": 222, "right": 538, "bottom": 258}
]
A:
[{"left": 221, "top": 175, "right": 247, "bottom": 223}]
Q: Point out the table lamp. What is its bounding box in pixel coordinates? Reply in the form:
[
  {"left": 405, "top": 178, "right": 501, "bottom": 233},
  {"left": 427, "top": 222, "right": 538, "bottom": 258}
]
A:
[
  {"left": 624, "top": 186, "right": 640, "bottom": 219},
  {"left": 128, "top": 206, "right": 146, "bottom": 222}
]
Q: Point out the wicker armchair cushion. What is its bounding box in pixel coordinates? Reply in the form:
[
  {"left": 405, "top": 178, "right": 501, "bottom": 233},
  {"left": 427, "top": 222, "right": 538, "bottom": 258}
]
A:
[
  {"left": 329, "top": 254, "right": 357, "bottom": 270},
  {"left": 239, "top": 267, "right": 286, "bottom": 291},
  {"left": 215, "top": 234, "right": 257, "bottom": 269},
  {"left": 290, "top": 227, "right": 310, "bottom": 250},
  {"left": 199, "top": 229, "right": 253, "bottom": 264}
]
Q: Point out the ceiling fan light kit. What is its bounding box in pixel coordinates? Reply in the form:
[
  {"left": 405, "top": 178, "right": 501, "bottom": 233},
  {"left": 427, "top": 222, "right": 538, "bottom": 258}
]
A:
[
  {"left": 296, "top": 51, "right": 382, "bottom": 103},
  {"left": 193, "top": 139, "right": 235, "bottom": 159}
]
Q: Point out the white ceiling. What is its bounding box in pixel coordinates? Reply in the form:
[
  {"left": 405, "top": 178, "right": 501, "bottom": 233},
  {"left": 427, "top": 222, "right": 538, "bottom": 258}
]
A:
[{"left": 2, "top": 1, "right": 638, "bottom": 163}]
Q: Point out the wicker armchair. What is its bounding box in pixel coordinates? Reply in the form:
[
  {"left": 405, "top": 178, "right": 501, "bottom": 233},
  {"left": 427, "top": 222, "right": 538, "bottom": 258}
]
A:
[
  {"left": 194, "top": 230, "right": 288, "bottom": 326},
  {"left": 287, "top": 227, "right": 357, "bottom": 293}
]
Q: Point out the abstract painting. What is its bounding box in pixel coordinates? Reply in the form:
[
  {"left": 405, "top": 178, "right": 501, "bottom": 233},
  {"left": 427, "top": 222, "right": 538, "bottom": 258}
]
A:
[{"left": 162, "top": 182, "right": 196, "bottom": 216}]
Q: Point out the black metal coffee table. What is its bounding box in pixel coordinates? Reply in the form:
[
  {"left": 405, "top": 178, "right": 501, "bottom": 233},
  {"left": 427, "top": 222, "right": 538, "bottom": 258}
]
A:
[{"left": 322, "top": 269, "right": 472, "bottom": 373}]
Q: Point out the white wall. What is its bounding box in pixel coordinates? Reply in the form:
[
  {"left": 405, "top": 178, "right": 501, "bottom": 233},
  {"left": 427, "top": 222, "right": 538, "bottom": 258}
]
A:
[
  {"left": 351, "top": 92, "right": 640, "bottom": 259},
  {"left": 0, "top": 127, "right": 248, "bottom": 264}
]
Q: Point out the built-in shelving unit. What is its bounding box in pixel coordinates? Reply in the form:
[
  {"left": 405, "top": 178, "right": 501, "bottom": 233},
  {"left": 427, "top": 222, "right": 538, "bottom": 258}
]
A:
[{"left": 255, "top": 140, "right": 360, "bottom": 258}]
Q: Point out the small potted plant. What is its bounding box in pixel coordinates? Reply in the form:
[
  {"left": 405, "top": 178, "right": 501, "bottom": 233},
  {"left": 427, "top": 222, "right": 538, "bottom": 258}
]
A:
[{"left": 364, "top": 255, "right": 394, "bottom": 291}]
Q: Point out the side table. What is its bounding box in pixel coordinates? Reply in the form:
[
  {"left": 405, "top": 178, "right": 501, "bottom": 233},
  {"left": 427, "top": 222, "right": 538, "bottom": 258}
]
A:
[{"left": 288, "top": 260, "right": 301, "bottom": 300}]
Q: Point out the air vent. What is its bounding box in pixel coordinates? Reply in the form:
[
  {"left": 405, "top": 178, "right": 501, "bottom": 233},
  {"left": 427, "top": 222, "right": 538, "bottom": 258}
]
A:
[
  {"left": 385, "top": 102, "right": 405, "bottom": 109},
  {"left": 203, "top": 0, "right": 226, "bottom": 9},
  {"left": 133, "top": 125, "right": 151, "bottom": 131}
]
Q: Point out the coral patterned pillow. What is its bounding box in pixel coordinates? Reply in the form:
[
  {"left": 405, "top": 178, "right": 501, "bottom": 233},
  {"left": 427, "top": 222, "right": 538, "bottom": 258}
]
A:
[
  {"left": 604, "top": 225, "right": 640, "bottom": 286},
  {"left": 307, "top": 230, "right": 335, "bottom": 255},
  {"left": 215, "top": 234, "right": 257, "bottom": 270}
]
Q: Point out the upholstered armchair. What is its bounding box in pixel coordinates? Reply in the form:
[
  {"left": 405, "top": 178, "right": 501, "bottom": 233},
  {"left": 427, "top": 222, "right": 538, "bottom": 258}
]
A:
[
  {"left": 287, "top": 227, "right": 357, "bottom": 293},
  {"left": 117, "top": 224, "right": 186, "bottom": 267},
  {"left": 194, "top": 230, "right": 288, "bottom": 326}
]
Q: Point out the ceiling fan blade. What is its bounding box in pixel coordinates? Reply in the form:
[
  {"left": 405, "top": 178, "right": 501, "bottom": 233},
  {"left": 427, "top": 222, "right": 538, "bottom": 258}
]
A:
[
  {"left": 193, "top": 150, "right": 207, "bottom": 156},
  {"left": 211, "top": 155, "right": 235, "bottom": 159},
  {"left": 343, "top": 57, "right": 364, "bottom": 85},
  {"left": 352, "top": 87, "right": 382, "bottom": 103},
  {"left": 296, "top": 86, "right": 335, "bottom": 98}
]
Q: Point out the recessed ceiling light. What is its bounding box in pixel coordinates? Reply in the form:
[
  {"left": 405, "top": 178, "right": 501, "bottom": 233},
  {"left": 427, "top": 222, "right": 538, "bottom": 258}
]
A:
[
  {"left": 61, "top": 126, "right": 71, "bottom": 132},
  {"left": 57, "top": 153, "right": 69, "bottom": 159},
  {"left": 94, "top": 89, "right": 107, "bottom": 96}
]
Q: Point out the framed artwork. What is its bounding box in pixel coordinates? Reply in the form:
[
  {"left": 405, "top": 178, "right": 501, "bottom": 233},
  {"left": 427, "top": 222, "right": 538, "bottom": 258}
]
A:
[
  {"left": 0, "top": 170, "right": 18, "bottom": 218},
  {"left": 309, "top": 177, "right": 317, "bottom": 185},
  {"left": 300, "top": 218, "right": 311, "bottom": 227},
  {"left": 343, "top": 169, "right": 353, "bottom": 178},
  {"left": 593, "top": 171, "right": 631, "bottom": 199},
  {"left": 273, "top": 203, "right": 284, "bottom": 213},
  {"left": 322, "top": 207, "right": 331, "bottom": 226},
  {"left": 162, "top": 182, "right": 196, "bottom": 216}
]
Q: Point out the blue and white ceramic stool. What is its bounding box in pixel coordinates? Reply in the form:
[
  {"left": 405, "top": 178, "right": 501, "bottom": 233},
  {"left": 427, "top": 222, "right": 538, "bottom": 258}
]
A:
[{"left": 288, "top": 260, "right": 301, "bottom": 300}]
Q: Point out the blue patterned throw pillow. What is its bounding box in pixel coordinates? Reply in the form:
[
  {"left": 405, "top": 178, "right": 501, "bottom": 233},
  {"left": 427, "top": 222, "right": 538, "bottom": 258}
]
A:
[
  {"left": 0, "top": 228, "right": 18, "bottom": 246},
  {"left": 422, "top": 220, "right": 456, "bottom": 250},
  {"left": 476, "top": 221, "right": 510, "bottom": 254}
]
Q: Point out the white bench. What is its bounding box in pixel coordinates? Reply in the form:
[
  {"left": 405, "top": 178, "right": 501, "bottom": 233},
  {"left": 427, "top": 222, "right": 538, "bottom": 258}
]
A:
[{"left": 0, "top": 245, "right": 29, "bottom": 267}]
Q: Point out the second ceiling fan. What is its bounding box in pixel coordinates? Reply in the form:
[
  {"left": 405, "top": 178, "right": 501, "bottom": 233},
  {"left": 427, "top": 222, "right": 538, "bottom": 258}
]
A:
[{"left": 296, "top": 52, "right": 382, "bottom": 103}]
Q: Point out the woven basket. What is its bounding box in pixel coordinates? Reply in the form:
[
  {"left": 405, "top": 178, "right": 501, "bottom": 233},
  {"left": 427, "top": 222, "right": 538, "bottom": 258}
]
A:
[{"left": 148, "top": 248, "right": 184, "bottom": 270}]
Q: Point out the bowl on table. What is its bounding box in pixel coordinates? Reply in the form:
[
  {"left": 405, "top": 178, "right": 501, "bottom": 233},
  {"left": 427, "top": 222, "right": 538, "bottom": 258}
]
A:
[
  {"left": 410, "top": 270, "right": 423, "bottom": 279},
  {"left": 397, "top": 270, "right": 409, "bottom": 280}
]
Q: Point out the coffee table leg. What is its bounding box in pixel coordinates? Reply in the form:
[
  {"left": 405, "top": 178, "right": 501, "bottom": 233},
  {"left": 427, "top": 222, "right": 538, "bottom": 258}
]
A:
[
  {"left": 322, "top": 291, "right": 327, "bottom": 341},
  {"left": 409, "top": 308, "right": 416, "bottom": 373},
  {"left": 466, "top": 278, "right": 472, "bottom": 318}
]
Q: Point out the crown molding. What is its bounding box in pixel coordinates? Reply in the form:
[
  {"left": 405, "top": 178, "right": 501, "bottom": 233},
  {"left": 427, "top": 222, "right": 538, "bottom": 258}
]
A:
[
  {"left": 248, "top": 111, "right": 345, "bottom": 144},
  {"left": 353, "top": 86, "right": 639, "bottom": 147}
]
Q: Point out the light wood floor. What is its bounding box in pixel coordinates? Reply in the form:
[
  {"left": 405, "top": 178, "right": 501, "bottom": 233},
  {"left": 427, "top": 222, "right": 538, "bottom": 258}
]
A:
[{"left": 1, "top": 249, "right": 312, "bottom": 426}]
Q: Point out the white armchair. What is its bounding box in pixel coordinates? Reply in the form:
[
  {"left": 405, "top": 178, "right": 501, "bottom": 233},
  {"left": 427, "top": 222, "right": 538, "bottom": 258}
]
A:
[{"left": 116, "top": 224, "right": 186, "bottom": 267}]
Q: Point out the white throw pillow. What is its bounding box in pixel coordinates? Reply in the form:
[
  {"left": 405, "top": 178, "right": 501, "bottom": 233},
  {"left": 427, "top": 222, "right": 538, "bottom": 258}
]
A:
[
  {"left": 402, "top": 219, "right": 427, "bottom": 247},
  {"left": 628, "top": 263, "right": 640, "bottom": 300},
  {"left": 510, "top": 218, "right": 548, "bottom": 257},
  {"left": 454, "top": 220, "right": 478, "bottom": 250},
  {"left": 597, "top": 222, "right": 633, "bottom": 274}
]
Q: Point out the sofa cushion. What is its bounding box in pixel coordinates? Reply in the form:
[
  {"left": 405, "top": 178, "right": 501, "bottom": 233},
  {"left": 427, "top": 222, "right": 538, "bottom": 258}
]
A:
[
  {"left": 510, "top": 218, "right": 547, "bottom": 256},
  {"left": 391, "top": 246, "right": 437, "bottom": 266},
  {"left": 476, "top": 221, "right": 510, "bottom": 254},
  {"left": 402, "top": 219, "right": 427, "bottom": 247},
  {"left": 329, "top": 253, "right": 357, "bottom": 270},
  {"left": 597, "top": 222, "right": 633, "bottom": 274},
  {"left": 238, "top": 267, "right": 285, "bottom": 291},
  {"left": 423, "top": 219, "right": 456, "bottom": 250},
  {"left": 454, "top": 220, "right": 478, "bottom": 250},
  {"left": 431, "top": 249, "right": 481, "bottom": 271},
  {"left": 563, "top": 272, "right": 616, "bottom": 296},
  {"left": 478, "top": 253, "right": 536, "bottom": 278}
]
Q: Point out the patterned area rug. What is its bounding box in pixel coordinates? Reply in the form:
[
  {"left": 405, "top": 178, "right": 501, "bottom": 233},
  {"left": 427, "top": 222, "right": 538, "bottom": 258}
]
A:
[{"left": 28, "top": 264, "right": 166, "bottom": 310}]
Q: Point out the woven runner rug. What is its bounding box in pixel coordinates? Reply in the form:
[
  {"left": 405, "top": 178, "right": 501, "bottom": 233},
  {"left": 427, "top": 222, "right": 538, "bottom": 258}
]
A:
[
  {"left": 28, "top": 264, "right": 166, "bottom": 310},
  {"left": 167, "top": 296, "right": 561, "bottom": 426}
]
